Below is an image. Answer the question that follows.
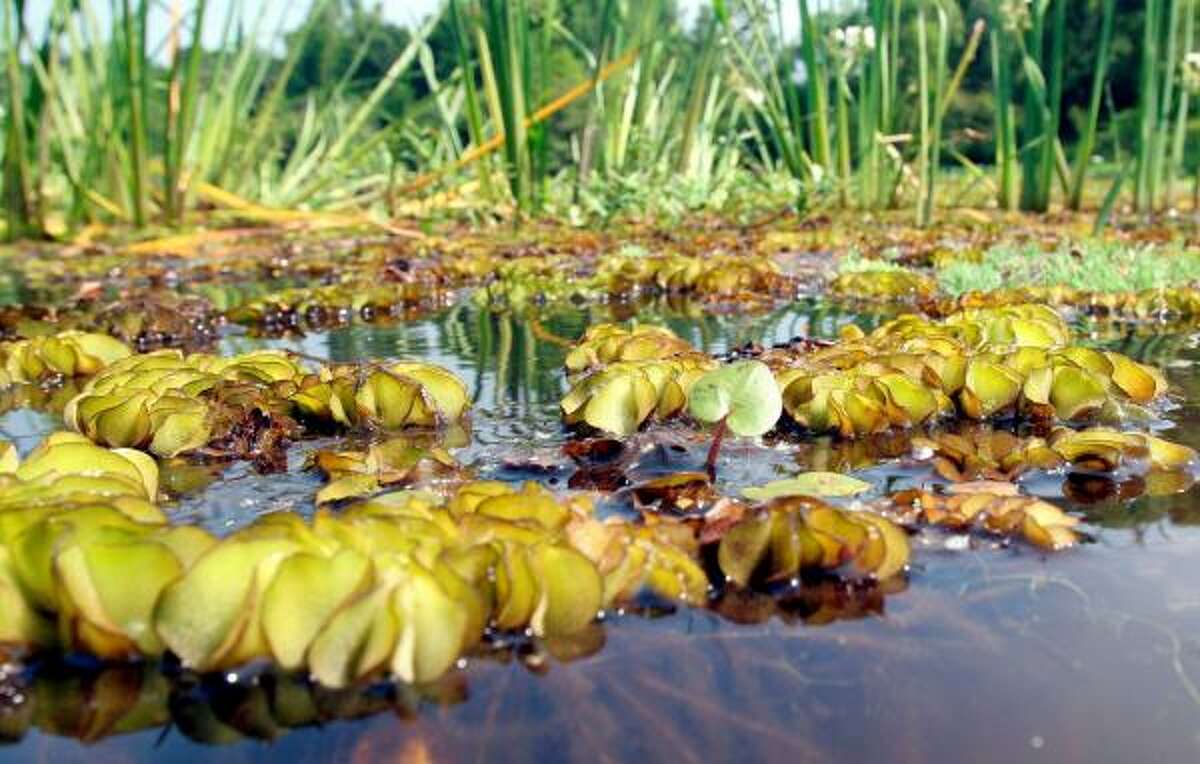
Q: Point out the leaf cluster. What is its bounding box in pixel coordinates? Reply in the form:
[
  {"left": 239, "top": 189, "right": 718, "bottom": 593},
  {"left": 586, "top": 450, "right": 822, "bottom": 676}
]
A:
[
  {"left": 0, "top": 332, "right": 131, "bottom": 385},
  {"left": 772, "top": 304, "right": 1166, "bottom": 437}
]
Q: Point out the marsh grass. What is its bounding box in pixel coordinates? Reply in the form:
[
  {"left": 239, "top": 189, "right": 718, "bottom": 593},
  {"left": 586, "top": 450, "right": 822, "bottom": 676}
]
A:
[
  {"left": 3, "top": 0, "right": 1200, "bottom": 236},
  {"left": 838, "top": 239, "right": 1200, "bottom": 297},
  {"left": 836, "top": 249, "right": 912, "bottom": 274},
  {"left": 3, "top": 0, "right": 440, "bottom": 235},
  {"left": 937, "top": 241, "right": 1200, "bottom": 295}
]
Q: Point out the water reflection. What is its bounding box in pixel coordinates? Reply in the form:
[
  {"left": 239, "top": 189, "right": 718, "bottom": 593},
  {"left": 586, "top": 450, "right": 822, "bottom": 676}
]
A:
[
  {"left": 0, "top": 575, "right": 899, "bottom": 756},
  {"left": 10, "top": 541, "right": 1200, "bottom": 763}
]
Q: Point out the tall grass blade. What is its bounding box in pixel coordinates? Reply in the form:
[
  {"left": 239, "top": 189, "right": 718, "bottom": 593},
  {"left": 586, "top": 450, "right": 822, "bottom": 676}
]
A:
[
  {"left": 918, "top": 3, "right": 950, "bottom": 226},
  {"left": 1167, "top": 0, "right": 1195, "bottom": 209},
  {"left": 1067, "top": 0, "right": 1116, "bottom": 210},
  {"left": 449, "top": 0, "right": 494, "bottom": 198},
  {"left": 164, "top": 0, "right": 208, "bottom": 223},
  {"left": 798, "top": 0, "right": 831, "bottom": 173},
  {"left": 120, "top": 0, "right": 150, "bottom": 226},
  {"left": 1134, "top": 0, "right": 1162, "bottom": 212},
  {"left": 3, "top": 0, "right": 37, "bottom": 238}
]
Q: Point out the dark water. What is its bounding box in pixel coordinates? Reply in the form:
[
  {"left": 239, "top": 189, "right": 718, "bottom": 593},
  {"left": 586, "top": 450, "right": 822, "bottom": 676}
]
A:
[{"left": 5, "top": 299, "right": 1200, "bottom": 763}]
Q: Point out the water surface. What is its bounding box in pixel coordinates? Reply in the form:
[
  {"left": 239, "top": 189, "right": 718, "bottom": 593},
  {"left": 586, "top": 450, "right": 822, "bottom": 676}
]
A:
[{"left": 5, "top": 299, "right": 1200, "bottom": 763}]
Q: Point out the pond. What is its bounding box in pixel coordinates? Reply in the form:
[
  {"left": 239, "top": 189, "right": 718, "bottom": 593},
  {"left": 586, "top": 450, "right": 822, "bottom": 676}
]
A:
[{"left": 4, "top": 293, "right": 1200, "bottom": 763}]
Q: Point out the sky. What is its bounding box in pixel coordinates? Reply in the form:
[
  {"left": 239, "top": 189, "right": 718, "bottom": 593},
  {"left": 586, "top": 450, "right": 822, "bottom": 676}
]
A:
[{"left": 25, "top": 0, "right": 804, "bottom": 52}]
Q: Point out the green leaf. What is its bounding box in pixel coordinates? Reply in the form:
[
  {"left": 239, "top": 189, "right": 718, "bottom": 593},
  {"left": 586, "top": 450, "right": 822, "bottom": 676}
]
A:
[
  {"left": 261, "top": 549, "right": 372, "bottom": 670},
  {"left": 148, "top": 408, "right": 211, "bottom": 458},
  {"left": 55, "top": 539, "right": 182, "bottom": 656},
  {"left": 308, "top": 585, "right": 397, "bottom": 689},
  {"left": 687, "top": 360, "right": 782, "bottom": 437},
  {"left": 581, "top": 370, "right": 657, "bottom": 435},
  {"left": 154, "top": 538, "right": 301, "bottom": 670},
  {"left": 528, "top": 544, "right": 602, "bottom": 637},
  {"left": 0, "top": 442, "right": 16, "bottom": 474},
  {"left": 1050, "top": 366, "right": 1107, "bottom": 420},
  {"left": 316, "top": 475, "right": 381, "bottom": 506},
  {"left": 390, "top": 565, "right": 468, "bottom": 684},
  {"left": 712, "top": 0, "right": 729, "bottom": 25},
  {"left": 742, "top": 473, "right": 873, "bottom": 502},
  {"left": 716, "top": 515, "right": 772, "bottom": 587}
]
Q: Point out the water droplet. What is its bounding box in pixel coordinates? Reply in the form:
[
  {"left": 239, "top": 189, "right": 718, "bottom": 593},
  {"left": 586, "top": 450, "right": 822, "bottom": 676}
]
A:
[{"left": 1030, "top": 736, "right": 1044, "bottom": 750}]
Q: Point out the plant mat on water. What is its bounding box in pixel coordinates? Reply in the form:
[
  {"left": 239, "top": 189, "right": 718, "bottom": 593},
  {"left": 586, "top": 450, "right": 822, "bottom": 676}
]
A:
[{"left": 0, "top": 246, "right": 1197, "bottom": 737}]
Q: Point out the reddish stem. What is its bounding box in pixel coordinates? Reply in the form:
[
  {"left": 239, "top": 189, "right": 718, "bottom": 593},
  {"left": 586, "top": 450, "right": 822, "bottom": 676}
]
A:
[{"left": 704, "top": 416, "right": 728, "bottom": 480}]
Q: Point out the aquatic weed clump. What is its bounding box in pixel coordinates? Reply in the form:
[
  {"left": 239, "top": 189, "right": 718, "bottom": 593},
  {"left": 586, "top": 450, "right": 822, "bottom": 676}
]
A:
[
  {"left": 62, "top": 350, "right": 306, "bottom": 458},
  {"left": 0, "top": 332, "right": 131, "bottom": 384},
  {"left": 771, "top": 304, "right": 1168, "bottom": 436},
  {"left": 561, "top": 305, "right": 1171, "bottom": 440},
  {"left": 58, "top": 347, "right": 476, "bottom": 465},
  {"left": 596, "top": 251, "right": 792, "bottom": 300},
  {"left": 0, "top": 434, "right": 919, "bottom": 688}
]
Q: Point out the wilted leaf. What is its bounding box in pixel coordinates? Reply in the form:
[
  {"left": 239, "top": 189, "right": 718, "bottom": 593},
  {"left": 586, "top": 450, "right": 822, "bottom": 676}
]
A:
[
  {"left": 716, "top": 498, "right": 908, "bottom": 585},
  {"left": 889, "top": 488, "right": 1081, "bottom": 550}
]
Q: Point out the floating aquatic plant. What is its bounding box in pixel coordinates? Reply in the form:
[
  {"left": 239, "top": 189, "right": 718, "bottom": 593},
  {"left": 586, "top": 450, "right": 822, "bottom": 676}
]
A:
[
  {"left": 0, "top": 458, "right": 732, "bottom": 688},
  {"left": 472, "top": 257, "right": 599, "bottom": 310},
  {"left": 564, "top": 323, "right": 698, "bottom": 377},
  {"left": 773, "top": 305, "right": 1167, "bottom": 437},
  {"left": 852, "top": 303, "right": 1070, "bottom": 351},
  {"left": 888, "top": 485, "right": 1082, "bottom": 550},
  {"left": 716, "top": 496, "right": 910, "bottom": 586},
  {"left": 561, "top": 357, "right": 715, "bottom": 436},
  {"left": 688, "top": 360, "right": 783, "bottom": 474},
  {"left": 567, "top": 519, "right": 708, "bottom": 605},
  {"left": 61, "top": 348, "right": 470, "bottom": 462},
  {"left": 930, "top": 285, "right": 1200, "bottom": 323},
  {"left": 62, "top": 350, "right": 305, "bottom": 458},
  {"left": 741, "top": 472, "right": 873, "bottom": 501},
  {"left": 312, "top": 436, "right": 463, "bottom": 504},
  {"left": 919, "top": 426, "right": 1196, "bottom": 483},
  {"left": 0, "top": 481, "right": 607, "bottom": 684},
  {"left": 225, "top": 282, "right": 448, "bottom": 331},
  {"left": 5, "top": 432, "right": 160, "bottom": 502},
  {"left": 829, "top": 270, "right": 937, "bottom": 301},
  {"left": 1051, "top": 427, "right": 1198, "bottom": 474},
  {"left": 597, "top": 253, "right": 789, "bottom": 299},
  {"left": 0, "top": 403, "right": 1133, "bottom": 695},
  {"left": 561, "top": 305, "right": 1170, "bottom": 442},
  {"left": 0, "top": 332, "right": 131, "bottom": 384},
  {"left": 291, "top": 362, "right": 470, "bottom": 431}
]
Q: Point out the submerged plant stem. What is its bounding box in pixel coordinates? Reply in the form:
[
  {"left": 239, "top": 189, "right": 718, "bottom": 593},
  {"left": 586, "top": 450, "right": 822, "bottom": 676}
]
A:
[{"left": 705, "top": 416, "right": 728, "bottom": 479}]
